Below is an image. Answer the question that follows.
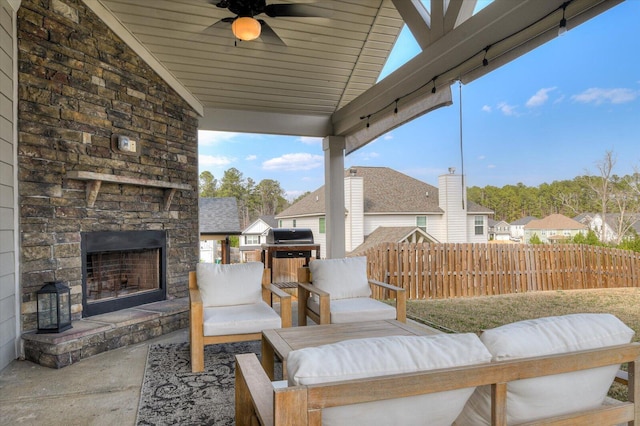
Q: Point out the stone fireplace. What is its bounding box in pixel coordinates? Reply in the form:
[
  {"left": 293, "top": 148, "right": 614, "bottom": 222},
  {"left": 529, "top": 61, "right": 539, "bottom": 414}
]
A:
[{"left": 17, "top": 0, "right": 200, "bottom": 366}]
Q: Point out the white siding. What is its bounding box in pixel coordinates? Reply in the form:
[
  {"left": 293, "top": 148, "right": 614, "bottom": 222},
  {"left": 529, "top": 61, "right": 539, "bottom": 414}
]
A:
[
  {"left": 0, "top": 0, "right": 18, "bottom": 371},
  {"left": 344, "top": 176, "right": 363, "bottom": 252},
  {"left": 438, "top": 173, "right": 467, "bottom": 242},
  {"left": 467, "top": 216, "right": 488, "bottom": 243}
]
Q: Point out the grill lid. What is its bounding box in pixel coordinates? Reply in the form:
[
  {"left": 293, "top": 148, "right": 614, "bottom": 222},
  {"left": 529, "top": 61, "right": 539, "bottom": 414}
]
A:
[{"left": 266, "top": 228, "right": 314, "bottom": 245}]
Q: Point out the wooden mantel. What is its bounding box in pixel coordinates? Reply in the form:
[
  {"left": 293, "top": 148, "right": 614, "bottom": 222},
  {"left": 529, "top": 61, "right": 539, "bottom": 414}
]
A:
[{"left": 66, "top": 171, "right": 192, "bottom": 211}]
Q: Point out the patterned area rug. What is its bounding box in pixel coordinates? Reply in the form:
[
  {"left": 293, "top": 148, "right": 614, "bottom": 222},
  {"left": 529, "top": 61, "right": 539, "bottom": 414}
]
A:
[{"left": 136, "top": 341, "right": 274, "bottom": 426}]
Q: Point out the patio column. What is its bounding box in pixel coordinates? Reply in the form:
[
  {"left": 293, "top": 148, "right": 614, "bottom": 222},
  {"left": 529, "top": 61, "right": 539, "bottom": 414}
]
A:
[{"left": 323, "top": 136, "right": 345, "bottom": 259}]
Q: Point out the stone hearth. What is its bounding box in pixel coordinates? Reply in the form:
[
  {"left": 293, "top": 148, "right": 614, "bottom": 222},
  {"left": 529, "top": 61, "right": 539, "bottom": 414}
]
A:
[{"left": 22, "top": 299, "right": 188, "bottom": 368}]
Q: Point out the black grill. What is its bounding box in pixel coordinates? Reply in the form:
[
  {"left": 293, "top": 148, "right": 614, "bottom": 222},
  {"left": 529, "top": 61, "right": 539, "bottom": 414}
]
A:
[{"left": 264, "top": 228, "right": 314, "bottom": 258}]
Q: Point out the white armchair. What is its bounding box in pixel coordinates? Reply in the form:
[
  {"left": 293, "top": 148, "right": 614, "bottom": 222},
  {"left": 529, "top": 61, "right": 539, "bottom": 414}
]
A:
[
  {"left": 297, "top": 257, "right": 406, "bottom": 326},
  {"left": 189, "top": 262, "right": 291, "bottom": 373}
]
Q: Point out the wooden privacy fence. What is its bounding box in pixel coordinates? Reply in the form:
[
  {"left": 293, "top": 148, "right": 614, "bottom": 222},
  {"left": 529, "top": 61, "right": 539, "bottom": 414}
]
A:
[{"left": 363, "top": 243, "right": 640, "bottom": 300}]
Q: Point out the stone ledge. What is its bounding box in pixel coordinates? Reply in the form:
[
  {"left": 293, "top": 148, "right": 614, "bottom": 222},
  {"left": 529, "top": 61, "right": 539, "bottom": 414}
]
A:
[{"left": 22, "top": 298, "right": 189, "bottom": 368}]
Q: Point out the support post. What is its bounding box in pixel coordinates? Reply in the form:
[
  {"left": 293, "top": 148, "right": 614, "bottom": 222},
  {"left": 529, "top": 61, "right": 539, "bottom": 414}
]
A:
[{"left": 323, "top": 136, "right": 345, "bottom": 259}]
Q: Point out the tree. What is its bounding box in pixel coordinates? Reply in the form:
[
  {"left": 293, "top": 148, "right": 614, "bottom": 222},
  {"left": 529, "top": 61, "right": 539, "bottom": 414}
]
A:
[
  {"left": 585, "top": 150, "right": 616, "bottom": 241},
  {"left": 529, "top": 233, "right": 542, "bottom": 244},
  {"left": 254, "top": 179, "right": 288, "bottom": 216},
  {"left": 218, "top": 168, "right": 249, "bottom": 227},
  {"left": 198, "top": 171, "right": 217, "bottom": 197}
]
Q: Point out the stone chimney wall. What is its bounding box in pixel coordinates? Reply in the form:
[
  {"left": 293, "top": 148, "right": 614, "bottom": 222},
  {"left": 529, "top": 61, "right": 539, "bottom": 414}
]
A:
[{"left": 17, "top": 0, "right": 199, "bottom": 331}]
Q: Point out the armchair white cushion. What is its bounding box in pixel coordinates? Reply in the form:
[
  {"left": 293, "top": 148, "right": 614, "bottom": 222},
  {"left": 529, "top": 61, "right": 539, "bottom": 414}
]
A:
[
  {"left": 197, "top": 262, "right": 263, "bottom": 307},
  {"left": 309, "top": 256, "right": 371, "bottom": 300},
  {"left": 306, "top": 296, "right": 396, "bottom": 323},
  {"left": 286, "top": 333, "right": 493, "bottom": 426},
  {"left": 455, "top": 313, "right": 635, "bottom": 425}
]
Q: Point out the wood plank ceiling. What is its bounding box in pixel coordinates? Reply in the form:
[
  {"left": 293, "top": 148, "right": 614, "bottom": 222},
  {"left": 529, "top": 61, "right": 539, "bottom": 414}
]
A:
[{"left": 93, "top": 0, "right": 623, "bottom": 150}]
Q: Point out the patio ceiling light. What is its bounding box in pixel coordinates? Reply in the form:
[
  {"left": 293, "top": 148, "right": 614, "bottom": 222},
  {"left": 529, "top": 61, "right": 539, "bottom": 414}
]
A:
[
  {"left": 558, "top": 2, "right": 568, "bottom": 36},
  {"left": 232, "top": 17, "right": 261, "bottom": 41}
]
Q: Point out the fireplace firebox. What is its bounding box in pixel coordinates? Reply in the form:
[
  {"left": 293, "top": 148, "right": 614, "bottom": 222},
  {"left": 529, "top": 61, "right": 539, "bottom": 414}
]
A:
[{"left": 81, "top": 230, "right": 167, "bottom": 317}]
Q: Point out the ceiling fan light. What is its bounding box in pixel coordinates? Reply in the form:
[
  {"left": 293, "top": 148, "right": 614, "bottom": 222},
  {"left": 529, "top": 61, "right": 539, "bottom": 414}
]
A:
[{"left": 232, "top": 17, "right": 261, "bottom": 41}]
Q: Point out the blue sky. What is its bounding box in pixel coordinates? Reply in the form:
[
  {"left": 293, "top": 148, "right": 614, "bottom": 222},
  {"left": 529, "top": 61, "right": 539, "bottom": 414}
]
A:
[{"left": 199, "top": 1, "right": 640, "bottom": 200}]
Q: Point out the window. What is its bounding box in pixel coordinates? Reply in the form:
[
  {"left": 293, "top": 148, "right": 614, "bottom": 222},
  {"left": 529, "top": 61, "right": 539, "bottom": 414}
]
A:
[
  {"left": 245, "top": 235, "right": 259, "bottom": 245},
  {"left": 416, "top": 216, "right": 426, "bottom": 232},
  {"left": 474, "top": 216, "right": 484, "bottom": 235},
  {"left": 292, "top": 219, "right": 297, "bottom": 228},
  {"left": 319, "top": 217, "right": 325, "bottom": 234},
  {"left": 278, "top": 220, "right": 282, "bottom": 227}
]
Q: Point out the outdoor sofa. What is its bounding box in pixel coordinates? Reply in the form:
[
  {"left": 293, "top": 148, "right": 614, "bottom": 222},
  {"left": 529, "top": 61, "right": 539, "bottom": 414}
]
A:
[{"left": 235, "top": 313, "right": 639, "bottom": 426}]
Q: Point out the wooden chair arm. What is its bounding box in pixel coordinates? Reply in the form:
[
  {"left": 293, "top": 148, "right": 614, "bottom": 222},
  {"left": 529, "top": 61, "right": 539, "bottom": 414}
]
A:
[
  {"left": 297, "top": 281, "right": 329, "bottom": 297},
  {"left": 368, "top": 280, "right": 406, "bottom": 323},
  {"left": 235, "top": 353, "right": 275, "bottom": 426},
  {"left": 189, "top": 287, "right": 203, "bottom": 308},
  {"left": 267, "top": 284, "right": 292, "bottom": 328},
  {"left": 368, "top": 279, "right": 404, "bottom": 293}
]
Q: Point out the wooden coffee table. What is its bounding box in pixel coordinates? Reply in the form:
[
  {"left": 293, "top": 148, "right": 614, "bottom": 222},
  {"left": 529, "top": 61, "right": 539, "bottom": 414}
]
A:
[{"left": 261, "top": 319, "right": 439, "bottom": 380}]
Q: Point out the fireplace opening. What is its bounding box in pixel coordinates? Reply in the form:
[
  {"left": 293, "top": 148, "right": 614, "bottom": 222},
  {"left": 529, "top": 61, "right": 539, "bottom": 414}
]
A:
[{"left": 81, "top": 230, "right": 167, "bottom": 317}]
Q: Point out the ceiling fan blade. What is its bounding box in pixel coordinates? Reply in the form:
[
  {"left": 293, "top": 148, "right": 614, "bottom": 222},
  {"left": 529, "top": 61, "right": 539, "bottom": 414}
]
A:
[
  {"left": 258, "top": 20, "right": 285, "bottom": 46},
  {"left": 264, "top": 3, "right": 331, "bottom": 18},
  {"left": 201, "top": 17, "right": 235, "bottom": 35}
]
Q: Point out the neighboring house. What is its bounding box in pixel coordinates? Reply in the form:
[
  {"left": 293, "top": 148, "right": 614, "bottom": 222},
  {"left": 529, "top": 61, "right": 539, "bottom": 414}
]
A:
[
  {"left": 574, "top": 212, "right": 640, "bottom": 243},
  {"left": 199, "top": 197, "right": 241, "bottom": 263},
  {"left": 276, "top": 167, "right": 493, "bottom": 257},
  {"left": 349, "top": 226, "right": 437, "bottom": 257},
  {"left": 523, "top": 214, "right": 587, "bottom": 244},
  {"left": 239, "top": 215, "right": 279, "bottom": 262},
  {"left": 510, "top": 216, "right": 538, "bottom": 242},
  {"left": 489, "top": 219, "right": 511, "bottom": 241}
]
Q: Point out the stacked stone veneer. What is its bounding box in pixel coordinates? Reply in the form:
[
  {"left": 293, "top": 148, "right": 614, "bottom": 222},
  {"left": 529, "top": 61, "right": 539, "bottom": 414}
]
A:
[{"left": 17, "top": 0, "right": 199, "bottom": 352}]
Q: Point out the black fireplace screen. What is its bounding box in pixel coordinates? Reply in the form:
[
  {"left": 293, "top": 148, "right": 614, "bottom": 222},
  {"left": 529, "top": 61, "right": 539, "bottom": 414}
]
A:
[
  {"left": 85, "top": 249, "right": 159, "bottom": 302},
  {"left": 81, "top": 230, "right": 166, "bottom": 317}
]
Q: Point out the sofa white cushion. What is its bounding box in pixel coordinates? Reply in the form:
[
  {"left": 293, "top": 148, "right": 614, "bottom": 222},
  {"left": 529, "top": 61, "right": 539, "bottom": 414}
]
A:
[
  {"left": 287, "top": 333, "right": 492, "bottom": 426},
  {"left": 455, "top": 313, "right": 635, "bottom": 425},
  {"left": 307, "top": 297, "right": 396, "bottom": 323},
  {"left": 309, "top": 257, "right": 371, "bottom": 300},
  {"left": 196, "top": 262, "right": 263, "bottom": 308},
  {"left": 202, "top": 301, "right": 281, "bottom": 336}
]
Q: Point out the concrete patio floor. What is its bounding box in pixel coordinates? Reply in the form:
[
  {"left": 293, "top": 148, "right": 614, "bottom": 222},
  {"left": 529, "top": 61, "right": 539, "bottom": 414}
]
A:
[
  {"left": 0, "top": 301, "right": 434, "bottom": 426},
  {"left": 0, "top": 327, "right": 189, "bottom": 426}
]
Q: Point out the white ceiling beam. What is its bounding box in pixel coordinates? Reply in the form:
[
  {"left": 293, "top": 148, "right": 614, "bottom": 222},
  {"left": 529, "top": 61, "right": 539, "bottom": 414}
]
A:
[
  {"left": 83, "top": 0, "right": 204, "bottom": 116},
  {"left": 199, "top": 108, "right": 333, "bottom": 137},
  {"left": 444, "top": 0, "right": 476, "bottom": 31},
  {"left": 331, "top": 0, "right": 615, "bottom": 140},
  {"left": 391, "top": 0, "right": 431, "bottom": 49}
]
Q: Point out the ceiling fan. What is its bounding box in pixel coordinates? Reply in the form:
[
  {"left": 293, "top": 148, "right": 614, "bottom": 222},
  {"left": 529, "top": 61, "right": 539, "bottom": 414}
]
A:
[{"left": 205, "top": 0, "right": 329, "bottom": 46}]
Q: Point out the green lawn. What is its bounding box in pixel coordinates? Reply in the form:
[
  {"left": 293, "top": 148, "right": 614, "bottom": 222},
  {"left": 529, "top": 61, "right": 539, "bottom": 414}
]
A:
[
  {"left": 405, "top": 287, "right": 640, "bottom": 401},
  {"left": 406, "top": 287, "right": 640, "bottom": 342}
]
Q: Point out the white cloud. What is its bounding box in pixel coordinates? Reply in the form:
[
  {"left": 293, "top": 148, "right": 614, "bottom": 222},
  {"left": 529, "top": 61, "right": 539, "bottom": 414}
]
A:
[
  {"left": 199, "top": 154, "right": 234, "bottom": 166},
  {"left": 526, "top": 87, "right": 556, "bottom": 107},
  {"left": 262, "top": 153, "right": 324, "bottom": 171},
  {"left": 571, "top": 88, "right": 638, "bottom": 105},
  {"left": 481, "top": 105, "right": 492, "bottom": 113},
  {"left": 298, "top": 136, "right": 322, "bottom": 145},
  {"left": 497, "top": 102, "right": 518, "bottom": 116},
  {"left": 478, "top": 155, "right": 486, "bottom": 160},
  {"left": 383, "top": 133, "right": 394, "bottom": 140},
  {"left": 487, "top": 164, "right": 496, "bottom": 169},
  {"left": 198, "top": 131, "right": 241, "bottom": 147},
  {"left": 245, "top": 155, "right": 257, "bottom": 161}
]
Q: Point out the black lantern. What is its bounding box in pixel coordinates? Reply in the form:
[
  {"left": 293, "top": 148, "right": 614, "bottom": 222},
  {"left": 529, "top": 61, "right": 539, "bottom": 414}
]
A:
[{"left": 37, "top": 281, "right": 72, "bottom": 333}]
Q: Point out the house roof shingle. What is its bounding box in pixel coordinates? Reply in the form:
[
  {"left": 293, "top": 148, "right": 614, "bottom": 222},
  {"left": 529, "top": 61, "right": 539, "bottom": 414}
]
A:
[
  {"left": 524, "top": 214, "right": 587, "bottom": 231},
  {"left": 349, "top": 226, "right": 435, "bottom": 257},
  {"left": 199, "top": 197, "right": 241, "bottom": 235},
  {"left": 276, "top": 166, "right": 491, "bottom": 218}
]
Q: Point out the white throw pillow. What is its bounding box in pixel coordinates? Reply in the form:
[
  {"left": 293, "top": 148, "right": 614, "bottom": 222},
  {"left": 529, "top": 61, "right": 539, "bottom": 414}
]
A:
[
  {"left": 287, "top": 333, "right": 493, "bottom": 426},
  {"left": 309, "top": 256, "right": 371, "bottom": 300},
  {"left": 455, "top": 313, "right": 635, "bottom": 425},
  {"left": 196, "top": 262, "right": 263, "bottom": 307}
]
